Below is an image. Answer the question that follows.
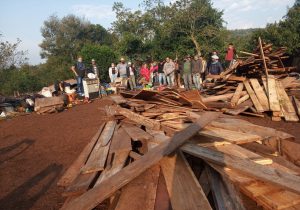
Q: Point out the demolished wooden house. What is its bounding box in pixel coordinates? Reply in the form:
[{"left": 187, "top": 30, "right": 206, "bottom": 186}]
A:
[
  {"left": 203, "top": 37, "right": 300, "bottom": 122},
  {"left": 57, "top": 87, "right": 300, "bottom": 210}
]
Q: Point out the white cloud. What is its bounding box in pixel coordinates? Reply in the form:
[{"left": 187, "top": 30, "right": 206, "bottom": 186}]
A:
[
  {"left": 212, "top": 0, "right": 294, "bottom": 29},
  {"left": 71, "top": 4, "right": 115, "bottom": 20}
]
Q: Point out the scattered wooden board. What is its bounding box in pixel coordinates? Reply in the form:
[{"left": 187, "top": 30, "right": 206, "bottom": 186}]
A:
[
  {"left": 250, "top": 79, "right": 269, "bottom": 111},
  {"left": 160, "top": 151, "right": 212, "bottom": 210},
  {"left": 243, "top": 80, "right": 264, "bottom": 112},
  {"left": 61, "top": 112, "right": 220, "bottom": 210}
]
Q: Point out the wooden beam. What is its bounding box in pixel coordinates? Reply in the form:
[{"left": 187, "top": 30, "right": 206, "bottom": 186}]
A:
[
  {"left": 81, "top": 121, "right": 116, "bottom": 174},
  {"left": 61, "top": 112, "right": 220, "bottom": 210},
  {"left": 249, "top": 79, "right": 269, "bottom": 111},
  {"left": 202, "top": 91, "right": 247, "bottom": 103},
  {"left": 117, "top": 107, "right": 161, "bottom": 130},
  {"left": 243, "top": 80, "right": 264, "bottom": 112},
  {"left": 160, "top": 151, "right": 212, "bottom": 210},
  {"left": 231, "top": 83, "right": 244, "bottom": 107},
  {"left": 57, "top": 123, "right": 105, "bottom": 187},
  {"left": 114, "top": 165, "right": 161, "bottom": 210},
  {"left": 181, "top": 143, "right": 300, "bottom": 194}
]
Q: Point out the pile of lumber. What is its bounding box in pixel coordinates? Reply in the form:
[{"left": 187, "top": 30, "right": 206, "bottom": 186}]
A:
[
  {"left": 34, "top": 95, "right": 65, "bottom": 114},
  {"left": 58, "top": 91, "right": 300, "bottom": 210},
  {"left": 203, "top": 38, "right": 300, "bottom": 121}
]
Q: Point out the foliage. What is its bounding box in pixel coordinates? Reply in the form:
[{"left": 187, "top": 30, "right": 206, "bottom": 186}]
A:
[
  {"left": 80, "top": 44, "right": 118, "bottom": 82},
  {"left": 0, "top": 35, "right": 28, "bottom": 69},
  {"left": 249, "top": 1, "right": 300, "bottom": 54},
  {"left": 40, "top": 15, "right": 112, "bottom": 60}
]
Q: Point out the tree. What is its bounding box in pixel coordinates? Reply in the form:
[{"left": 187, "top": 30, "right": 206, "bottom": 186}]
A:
[
  {"left": 80, "top": 44, "right": 118, "bottom": 82},
  {"left": 40, "top": 15, "right": 112, "bottom": 61},
  {"left": 0, "top": 35, "right": 28, "bottom": 69},
  {"left": 250, "top": 1, "right": 300, "bottom": 55}
]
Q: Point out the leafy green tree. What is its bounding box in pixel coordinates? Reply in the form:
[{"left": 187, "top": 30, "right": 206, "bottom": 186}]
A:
[
  {"left": 40, "top": 15, "right": 112, "bottom": 61},
  {"left": 80, "top": 44, "right": 118, "bottom": 82}
]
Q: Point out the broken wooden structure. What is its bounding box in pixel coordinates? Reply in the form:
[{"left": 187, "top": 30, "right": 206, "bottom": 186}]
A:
[{"left": 58, "top": 89, "right": 300, "bottom": 210}]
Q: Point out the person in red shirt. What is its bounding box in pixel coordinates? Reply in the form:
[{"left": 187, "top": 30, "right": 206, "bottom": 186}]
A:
[
  {"left": 140, "top": 63, "right": 150, "bottom": 82},
  {"left": 225, "top": 43, "right": 237, "bottom": 68}
]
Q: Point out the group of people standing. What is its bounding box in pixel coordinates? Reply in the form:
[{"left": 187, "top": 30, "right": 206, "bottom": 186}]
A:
[{"left": 70, "top": 43, "right": 236, "bottom": 93}]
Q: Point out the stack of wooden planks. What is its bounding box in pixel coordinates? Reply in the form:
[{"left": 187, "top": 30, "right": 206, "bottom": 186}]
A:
[
  {"left": 202, "top": 38, "right": 300, "bottom": 122},
  {"left": 58, "top": 92, "right": 300, "bottom": 210}
]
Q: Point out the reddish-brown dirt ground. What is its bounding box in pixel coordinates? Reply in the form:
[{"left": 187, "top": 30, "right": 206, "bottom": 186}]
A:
[{"left": 0, "top": 97, "right": 299, "bottom": 210}]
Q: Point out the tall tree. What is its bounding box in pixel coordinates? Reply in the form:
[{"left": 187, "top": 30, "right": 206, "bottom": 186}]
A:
[
  {"left": 0, "top": 35, "right": 28, "bottom": 69},
  {"left": 40, "top": 15, "right": 112, "bottom": 61}
]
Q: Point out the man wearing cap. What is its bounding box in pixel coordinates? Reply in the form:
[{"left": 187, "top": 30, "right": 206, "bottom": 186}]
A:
[
  {"left": 182, "top": 55, "right": 193, "bottom": 90},
  {"left": 208, "top": 55, "right": 223, "bottom": 75},
  {"left": 163, "top": 57, "right": 176, "bottom": 87},
  {"left": 127, "top": 62, "right": 136, "bottom": 90},
  {"left": 192, "top": 55, "right": 203, "bottom": 90},
  {"left": 71, "top": 56, "right": 86, "bottom": 96},
  {"left": 117, "top": 57, "right": 128, "bottom": 88}
]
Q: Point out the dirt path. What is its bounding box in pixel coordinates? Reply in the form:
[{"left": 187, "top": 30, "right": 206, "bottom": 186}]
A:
[
  {"left": 0, "top": 97, "right": 299, "bottom": 210},
  {"left": 0, "top": 98, "right": 113, "bottom": 210}
]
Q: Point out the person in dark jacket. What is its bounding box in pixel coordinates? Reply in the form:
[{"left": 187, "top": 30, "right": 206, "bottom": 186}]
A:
[
  {"left": 182, "top": 55, "right": 193, "bottom": 90},
  {"left": 191, "top": 55, "right": 203, "bottom": 90},
  {"left": 208, "top": 55, "right": 223, "bottom": 75},
  {"left": 71, "top": 56, "right": 86, "bottom": 96}
]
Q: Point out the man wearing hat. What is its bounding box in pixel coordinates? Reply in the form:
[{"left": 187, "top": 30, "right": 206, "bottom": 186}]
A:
[
  {"left": 182, "top": 55, "right": 193, "bottom": 90},
  {"left": 208, "top": 55, "right": 223, "bottom": 75},
  {"left": 117, "top": 57, "right": 128, "bottom": 88}
]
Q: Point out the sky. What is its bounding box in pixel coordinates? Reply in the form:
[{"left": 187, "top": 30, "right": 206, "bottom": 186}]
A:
[{"left": 0, "top": 0, "right": 295, "bottom": 65}]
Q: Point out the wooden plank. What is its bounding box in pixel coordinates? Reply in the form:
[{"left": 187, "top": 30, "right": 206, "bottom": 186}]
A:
[
  {"left": 266, "top": 76, "right": 281, "bottom": 112},
  {"left": 237, "top": 94, "right": 250, "bottom": 106},
  {"left": 243, "top": 80, "right": 264, "bottom": 112},
  {"left": 109, "top": 127, "right": 132, "bottom": 153},
  {"left": 122, "top": 124, "right": 153, "bottom": 141},
  {"left": 114, "top": 165, "right": 160, "bottom": 210},
  {"left": 57, "top": 123, "right": 105, "bottom": 187},
  {"left": 181, "top": 143, "right": 300, "bottom": 194},
  {"left": 154, "top": 171, "right": 172, "bottom": 210},
  {"left": 257, "top": 190, "right": 300, "bottom": 210},
  {"left": 205, "top": 165, "right": 240, "bottom": 210},
  {"left": 259, "top": 37, "right": 269, "bottom": 77},
  {"left": 202, "top": 91, "right": 247, "bottom": 103},
  {"left": 81, "top": 121, "right": 116, "bottom": 174},
  {"left": 222, "top": 106, "right": 250, "bottom": 116},
  {"left": 214, "top": 144, "right": 273, "bottom": 165},
  {"left": 61, "top": 112, "right": 220, "bottom": 210},
  {"left": 117, "top": 107, "right": 161, "bottom": 130},
  {"left": 276, "top": 81, "right": 299, "bottom": 122},
  {"left": 199, "top": 125, "right": 262, "bottom": 145},
  {"left": 249, "top": 79, "right": 269, "bottom": 111},
  {"left": 210, "top": 117, "right": 294, "bottom": 140},
  {"left": 292, "top": 96, "right": 300, "bottom": 116},
  {"left": 230, "top": 83, "right": 244, "bottom": 107},
  {"left": 160, "top": 151, "right": 212, "bottom": 210},
  {"left": 220, "top": 174, "right": 247, "bottom": 210},
  {"left": 62, "top": 172, "right": 98, "bottom": 196}
]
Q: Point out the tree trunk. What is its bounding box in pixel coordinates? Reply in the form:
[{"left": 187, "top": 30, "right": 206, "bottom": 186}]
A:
[{"left": 190, "top": 33, "right": 201, "bottom": 56}]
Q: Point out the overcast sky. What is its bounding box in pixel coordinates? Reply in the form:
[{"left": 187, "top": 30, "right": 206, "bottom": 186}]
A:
[{"left": 0, "top": 0, "right": 295, "bottom": 65}]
